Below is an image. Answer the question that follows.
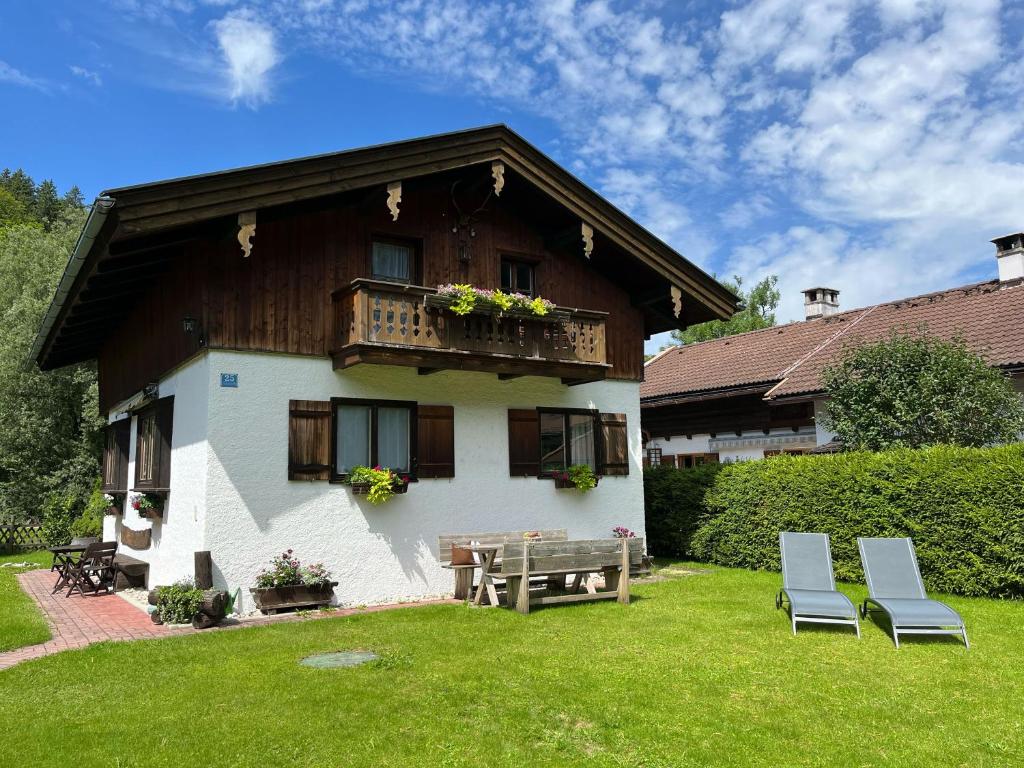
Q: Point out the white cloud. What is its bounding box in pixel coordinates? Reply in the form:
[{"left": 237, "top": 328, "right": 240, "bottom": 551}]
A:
[
  {"left": 212, "top": 12, "right": 280, "bottom": 107},
  {"left": 0, "top": 60, "right": 47, "bottom": 91},
  {"left": 69, "top": 65, "right": 103, "bottom": 86}
]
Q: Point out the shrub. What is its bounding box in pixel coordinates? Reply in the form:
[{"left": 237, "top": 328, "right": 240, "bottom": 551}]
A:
[
  {"left": 690, "top": 445, "right": 1024, "bottom": 598},
  {"left": 69, "top": 480, "right": 106, "bottom": 539},
  {"left": 40, "top": 491, "right": 80, "bottom": 546},
  {"left": 156, "top": 580, "right": 204, "bottom": 624},
  {"left": 643, "top": 463, "right": 722, "bottom": 558}
]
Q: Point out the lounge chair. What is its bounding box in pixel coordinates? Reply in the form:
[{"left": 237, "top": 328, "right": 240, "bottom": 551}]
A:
[
  {"left": 776, "top": 531, "right": 860, "bottom": 637},
  {"left": 858, "top": 537, "right": 969, "bottom": 649}
]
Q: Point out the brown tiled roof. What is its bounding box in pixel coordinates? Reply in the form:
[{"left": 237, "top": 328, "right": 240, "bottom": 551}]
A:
[{"left": 642, "top": 279, "right": 1024, "bottom": 402}]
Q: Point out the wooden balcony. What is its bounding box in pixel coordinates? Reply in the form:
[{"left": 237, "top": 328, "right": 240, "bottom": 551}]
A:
[{"left": 330, "top": 280, "right": 610, "bottom": 384}]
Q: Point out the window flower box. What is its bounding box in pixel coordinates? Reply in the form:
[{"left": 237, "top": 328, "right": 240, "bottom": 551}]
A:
[
  {"left": 345, "top": 466, "right": 410, "bottom": 504},
  {"left": 350, "top": 481, "right": 409, "bottom": 496},
  {"left": 129, "top": 491, "right": 166, "bottom": 520},
  {"left": 551, "top": 465, "right": 599, "bottom": 492}
]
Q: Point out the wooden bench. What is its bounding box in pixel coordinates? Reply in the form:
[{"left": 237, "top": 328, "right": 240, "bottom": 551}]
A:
[
  {"left": 437, "top": 529, "right": 568, "bottom": 600},
  {"left": 113, "top": 554, "right": 149, "bottom": 590},
  {"left": 501, "top": 538, "right": 645, "bottom": 614}
]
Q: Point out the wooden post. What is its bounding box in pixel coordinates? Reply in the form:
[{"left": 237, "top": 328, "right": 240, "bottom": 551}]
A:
[
  {"left": 617, "top": 540, "right": 631, "bottom": 605},
  {"left": 516, "top": 541, "right": 531, "bottom": 614},
  {"left": 195, "top": 551, "right": 213, "bottom": 590},
  {"left": 453, "top": 568, "right": 472, "bottom": 600}
]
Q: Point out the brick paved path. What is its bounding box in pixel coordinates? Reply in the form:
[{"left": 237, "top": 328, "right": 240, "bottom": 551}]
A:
[
  {"left": 1, "top": 569, "right": 189, "bottom": 670},
  {"left": 1, "top": 569, "right": 458, "bottom": 672}
]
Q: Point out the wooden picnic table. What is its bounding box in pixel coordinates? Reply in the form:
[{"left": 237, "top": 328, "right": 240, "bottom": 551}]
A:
[{"left": 468, "top": 544, "right": 502, "bottom": 607}]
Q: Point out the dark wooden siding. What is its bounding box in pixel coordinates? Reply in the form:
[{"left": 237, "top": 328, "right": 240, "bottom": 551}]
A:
[{"left": 98, "top": 177, "right": 646, "bottom": 411}]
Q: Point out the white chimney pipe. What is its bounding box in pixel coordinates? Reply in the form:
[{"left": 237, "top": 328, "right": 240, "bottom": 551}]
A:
[
  {"left": 802, "top": 287, "right": 840, "bottom": 320},
  {"left": 992, "top": 232, "right": 1024, "bottom": 284}
]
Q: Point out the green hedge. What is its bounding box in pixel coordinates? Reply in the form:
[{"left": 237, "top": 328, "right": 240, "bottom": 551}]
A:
[
  {"left": 643, "top": 463, "right": 721, "bottom": 558},
  {"left": 689, "top": 444, "right": 1024, "bottom": 598}
]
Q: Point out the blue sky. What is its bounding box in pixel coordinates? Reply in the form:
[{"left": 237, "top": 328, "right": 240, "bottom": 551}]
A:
[{"left": 3, "top": 0, "right": 1023, "bottom": 353}]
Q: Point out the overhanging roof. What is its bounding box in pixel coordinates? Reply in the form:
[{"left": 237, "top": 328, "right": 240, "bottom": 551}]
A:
[{"left": 33, "top": 124, "right": 737, "bottom": 370}]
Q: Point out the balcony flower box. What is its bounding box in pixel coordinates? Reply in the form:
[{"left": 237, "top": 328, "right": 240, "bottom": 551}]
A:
[{"left": 551, "top": 465, "right": 599, "bottom": 492}]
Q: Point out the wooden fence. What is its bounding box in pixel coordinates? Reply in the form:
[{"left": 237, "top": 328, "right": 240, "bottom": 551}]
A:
[{"left": 0, "top": 524, "right": 46, "bottom": 554}]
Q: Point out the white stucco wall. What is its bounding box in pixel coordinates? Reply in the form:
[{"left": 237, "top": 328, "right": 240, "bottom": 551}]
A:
[
  {"left": 102, "top": 354, "right": 210, "bottom": 587},
  {"left": 194, "top": 349, "right": 644, "bottom": 611}
]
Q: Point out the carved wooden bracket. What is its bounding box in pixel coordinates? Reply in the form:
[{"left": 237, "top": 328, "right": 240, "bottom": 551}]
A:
[
  {"left": 671, "top": 285, "right": 683, "bottom": 318},
  {"left": 581, "top": 222, "right": 594, "bottom": 259},
  {"left": 491, "top": 161, "right": 505, "bottom": 196},
  {"left": 237, "top": 211, "right": 256, "bottom": 258},
  {"left": 386, "top": 181, "right": 402, "bottom": 221}
]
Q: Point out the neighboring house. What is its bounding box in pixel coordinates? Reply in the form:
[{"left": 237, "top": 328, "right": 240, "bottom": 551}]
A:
[
  {"left": 641, "top": 233, "right": 1024, "bottom": 464},
  {"left": 31, "top": 125, "right": 734, "bottom": 609}
]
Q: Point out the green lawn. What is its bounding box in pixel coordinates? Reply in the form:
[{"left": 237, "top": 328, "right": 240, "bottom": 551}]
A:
[
  {"left": 0, "top": 550, "right": 51, "bottom": 652},
  {"left": 1, "top": 564, "right": 1022, "bottom": 767}
]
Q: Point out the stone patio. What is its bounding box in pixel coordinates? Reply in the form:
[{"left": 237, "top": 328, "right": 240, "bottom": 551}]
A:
[{"left": 1, "top": 568, "right": 457, "bottom": 672}]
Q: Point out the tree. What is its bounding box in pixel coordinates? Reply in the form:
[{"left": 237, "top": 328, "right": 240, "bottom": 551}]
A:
[
  {"left": 0, "top": 171, "right": 98, "bottom": 525},
  {"left": 821, "top": 332, "right": 1024, "bottom": 451},
  {"left": 671, "top": 275, "right": 780, "bottom": 345}
]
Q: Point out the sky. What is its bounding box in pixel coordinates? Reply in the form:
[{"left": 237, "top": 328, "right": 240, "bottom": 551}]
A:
[{"left": 2, "top": 0, "right": 1023, "bottom": 354}]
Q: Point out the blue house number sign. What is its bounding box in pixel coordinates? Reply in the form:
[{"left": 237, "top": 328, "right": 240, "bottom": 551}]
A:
[{"left": 220, "top": 373, "right": 239, "bottom": 388}]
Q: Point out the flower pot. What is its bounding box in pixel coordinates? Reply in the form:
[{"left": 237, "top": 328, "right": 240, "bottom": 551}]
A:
[
  {"left": 552, "top": 476, "right": 599, "bottom": 490},
  {"left": 105, "top": 506, "right": 121, "bottom": 516},
  {"left": 250, "top": 582, "right": 338, "bottom": 614},
  {"left": 350, "top": 481, "right": 408, "bottom": 495},
  {"left": 138, "top": 507, "right": 163, "bottom": 521}
]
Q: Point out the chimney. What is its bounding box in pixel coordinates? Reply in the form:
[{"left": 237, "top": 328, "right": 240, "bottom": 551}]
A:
[
  {"left": 802, "top": 287, "right": 840, "bottom": 320},
  {"left": 991, "top": 232, "right": 1024, "bottom": 284}
]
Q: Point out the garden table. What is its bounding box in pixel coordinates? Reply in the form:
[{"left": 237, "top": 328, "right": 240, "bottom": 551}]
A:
[{"left": 49, "top": 544, "right": 90, "bottom": 594}]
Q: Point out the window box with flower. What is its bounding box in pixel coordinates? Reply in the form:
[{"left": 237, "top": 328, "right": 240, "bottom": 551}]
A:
[
  {"left": 551, "top": 464, "right": 599, "bottom": 492},
  {"left": 103, "top": 493, "right": 123, "bottom": 516},
  {"left": 130, "top": 491, "right": 164, "bottom": 520},
  {"left": 428, "top": 284, "right": 564, "bottom": 321},
  {"left": 249, "top": 550, "right": 338, "bottom": 613},
  {"left": 345, "top": 466, "right": 410, "bottom": 504}
]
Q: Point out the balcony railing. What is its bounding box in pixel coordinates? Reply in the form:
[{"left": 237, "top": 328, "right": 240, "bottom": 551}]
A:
[{"left": 331, "top": 280, "right": 609, "bottom": 382}]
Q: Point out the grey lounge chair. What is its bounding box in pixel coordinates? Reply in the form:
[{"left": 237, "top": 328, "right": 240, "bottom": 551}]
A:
[
  {"left": 776, "top": 532, "right": 860, "bottom": 637},
  {"left": 858, "top": 537, "right": 969, "bottom": 649}
]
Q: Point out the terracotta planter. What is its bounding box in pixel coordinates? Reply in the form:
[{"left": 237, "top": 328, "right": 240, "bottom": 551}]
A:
[{"left": 250, "top": 582, "right": 338, "bottom": 614}]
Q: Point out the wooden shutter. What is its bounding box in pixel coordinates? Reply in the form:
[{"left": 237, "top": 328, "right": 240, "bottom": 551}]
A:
[
  {"left": 598, "top": 412, "right": 629, "bottom": 476},
  {"left": 417, "top": 405, "right": 455, "bottom": 478},
  {"left": 288, "top": 400, "right": 331, "bottom": 480},
  {"left": 155, "top": 396, "right": 175, "bottom": 488},
  {"left": 508, "top": 409, "right": 540, "bottom": 476},
  {"left": 102, "top": 419, "right": 131, "bottom": 492}
]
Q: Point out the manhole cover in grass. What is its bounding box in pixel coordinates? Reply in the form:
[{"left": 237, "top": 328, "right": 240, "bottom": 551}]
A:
[{"left": 299, "top": 651, "right": 379, "bottom": 669}]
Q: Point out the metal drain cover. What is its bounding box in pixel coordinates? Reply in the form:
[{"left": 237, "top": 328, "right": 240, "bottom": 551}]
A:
[{"left": 299, "top": 651, "right": 379, "bottom": 669}]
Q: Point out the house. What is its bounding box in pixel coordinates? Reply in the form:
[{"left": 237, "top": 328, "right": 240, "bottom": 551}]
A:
[
  {"left": 641, "top": 233, "right": 1024, "bottom": 464},
  {"left": 31, "top": 125, "right": 735, "bottom": 609}
]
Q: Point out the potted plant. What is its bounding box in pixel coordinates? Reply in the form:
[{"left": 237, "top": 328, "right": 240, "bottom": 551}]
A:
[
  {"left": 346, "top": 465, "right": 409, "bottom": 504},
  {"left": 250, "top": 550, "right": 337, "bottom": 613},
  {"left": 552, "top": 464, "right": 599, "bottom": 492},
  {"left": 612, "top": 526, "right": 636, "bottom": 539},
  {"left": 103, "top": 493, "right": 122, "bottom": 516},
  {"left": 131, "top": 492, "right": 163, "bottom": 520}
]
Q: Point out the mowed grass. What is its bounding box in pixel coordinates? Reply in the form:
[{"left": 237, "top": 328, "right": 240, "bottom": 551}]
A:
[
  {"left": 0, "top": 550, "right": 51, "bottom": 652},
  {"left": 2, "top": 564, "right": 1022, "bottom": 767}
]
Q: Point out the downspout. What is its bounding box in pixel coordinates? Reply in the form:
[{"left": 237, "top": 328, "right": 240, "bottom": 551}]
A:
[{"left": 29, "top": 196, "right": 116, "bottom": 366}]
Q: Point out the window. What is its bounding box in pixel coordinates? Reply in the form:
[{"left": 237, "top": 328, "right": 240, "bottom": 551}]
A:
[
  {"left": 644, "top": 448, "right": 663, "bottom": 467},
  {"left": 371, "top": 239, "right": 415, "bottom": 284},
  {"left": 500, "top": 258, "right": 535, "bottom": 296},
  {"left": 133, "top": 396, "right": 174, "bottom": 490},
  {"left": 676, "top": 452, "right": 720, "bottom": 468},
  {"left": 331, "top": 398, "right": 416, "bottom": 479},
  {"left": 538, "top": 409, "right": 597, "bottom": 474},
  {"left": 102, "top": 420, "right": 130, "bottom": 492}
]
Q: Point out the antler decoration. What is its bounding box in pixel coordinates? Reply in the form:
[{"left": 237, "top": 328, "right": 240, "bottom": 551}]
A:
[
  {"left": 237, "top": 211, "right": 256, "bottom": 258},
  {"left": 491, "top": 161, "right": 505, "bottom": 196},
  {"left": 581, "top": 222, "right": 594, "bottom": 259},
  {"left": 386, "top": 181, "right": 402, "bottom": 221}
]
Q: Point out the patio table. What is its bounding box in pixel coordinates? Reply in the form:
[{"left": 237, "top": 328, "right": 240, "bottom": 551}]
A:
[
  {"left": 468, "top": 545, "right": 502, "bottom": 607},
  {"left": 49, "top": 544, "right": 90, "bottom": 594}
]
